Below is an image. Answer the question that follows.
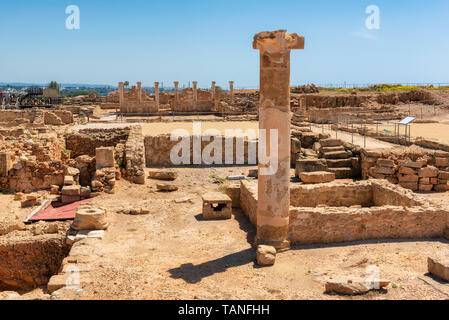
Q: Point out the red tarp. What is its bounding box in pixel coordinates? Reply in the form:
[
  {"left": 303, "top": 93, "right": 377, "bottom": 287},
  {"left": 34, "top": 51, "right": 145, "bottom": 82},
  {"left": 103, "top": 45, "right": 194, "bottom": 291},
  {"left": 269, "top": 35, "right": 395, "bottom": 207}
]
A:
[{"left": 27, "top": 198, "right": 92, "bottom": 222}]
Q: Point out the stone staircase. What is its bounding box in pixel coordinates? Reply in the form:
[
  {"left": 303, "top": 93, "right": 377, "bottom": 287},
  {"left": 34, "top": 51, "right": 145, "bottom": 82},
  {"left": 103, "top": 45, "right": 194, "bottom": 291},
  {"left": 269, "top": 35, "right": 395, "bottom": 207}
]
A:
[
  {"left": 295, "top": 138, "right": 361, "bottom": 180},
  {"left": 319, "top": 139, "right": 358, "bottom": 179}
]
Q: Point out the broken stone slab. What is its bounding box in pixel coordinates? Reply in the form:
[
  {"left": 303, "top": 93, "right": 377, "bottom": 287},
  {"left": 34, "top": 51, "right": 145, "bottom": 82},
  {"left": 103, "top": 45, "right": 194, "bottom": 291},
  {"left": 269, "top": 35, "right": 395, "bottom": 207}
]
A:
[
  {"left": 325, "top": 277, "right": 390, "bottom": 295},
  {"left": 428, "top": 256, "right": 449, "bottom": 281},
  {"left": 148, "top": 170, "right": 178, "bottom": 181},
  {"left": 256, "top": 245, "right": 276, "bottom": 266},
  {"left": 156, "top": 183, "right": 179, "bottom": 192},
  {"left": 300, "top": 171, "right": 335, "bottom": 184},
  {"left": 71, "top": 205, "right": 108, "bottom": 231}
]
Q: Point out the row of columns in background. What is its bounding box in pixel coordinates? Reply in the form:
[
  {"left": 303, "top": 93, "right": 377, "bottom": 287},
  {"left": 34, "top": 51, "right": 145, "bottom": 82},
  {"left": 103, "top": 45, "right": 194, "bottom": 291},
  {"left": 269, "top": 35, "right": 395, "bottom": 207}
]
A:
[{"left": 118, "top": 81, "right": 235, "bottom": 110}]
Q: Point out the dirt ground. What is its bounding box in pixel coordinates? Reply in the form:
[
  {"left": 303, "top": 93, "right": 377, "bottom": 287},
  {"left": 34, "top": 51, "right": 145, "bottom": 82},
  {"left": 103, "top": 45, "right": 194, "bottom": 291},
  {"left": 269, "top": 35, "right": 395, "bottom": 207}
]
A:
[
  {"left": 365, "top": 122, "right": 449, "bottom": 144},
  {"left": 141, "top": 121, "right": 259, "bottom": 137},
  {"left": 16, "top": 167, "right": 444, "bottom": 300}
]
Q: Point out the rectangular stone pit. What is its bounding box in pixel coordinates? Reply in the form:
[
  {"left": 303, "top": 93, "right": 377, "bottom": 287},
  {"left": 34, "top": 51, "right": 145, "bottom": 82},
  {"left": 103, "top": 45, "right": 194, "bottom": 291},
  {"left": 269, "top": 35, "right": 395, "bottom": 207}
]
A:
[
  {"left": 239, "top": 179, "right": 449, "bottom": 245},
  {"left": 202, "top": 192, "right": 232, "bottom": 220}
]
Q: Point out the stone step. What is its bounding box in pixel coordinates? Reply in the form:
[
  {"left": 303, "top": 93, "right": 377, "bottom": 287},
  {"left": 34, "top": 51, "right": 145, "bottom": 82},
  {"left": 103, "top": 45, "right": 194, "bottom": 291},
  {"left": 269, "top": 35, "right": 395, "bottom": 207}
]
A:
[
  {"left": 326, "top": 159, "right": 353, "bottom": 168},
  {"left": 320, "top": 138, "right": 344, "bottom": 148},
  {"left": 323, "top": 150, "right": 349, "bottom": 159},
  {"left": 321, "top": 146, "right": 345, "bottom": 153},
  {"left": 327, "top": 167, "right": 356, "bottom": 179}
]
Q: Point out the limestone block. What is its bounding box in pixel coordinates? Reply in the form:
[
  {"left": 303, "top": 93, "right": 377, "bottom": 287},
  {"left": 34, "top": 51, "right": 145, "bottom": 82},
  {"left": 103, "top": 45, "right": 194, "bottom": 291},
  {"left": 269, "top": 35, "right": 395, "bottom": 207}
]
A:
[
  {"left": 320, "top": 139, "right": 343, "bottom": 147},
  {"left": 435, "top": 158, "right": 449, "bottom": 167},
  {"left": 428, "top": 256, "right": 449, "bottom": 281},
  {"left": 398, "top": 174, "right": 419, "bottom": 182},
  {"left": 300, "top": 171, "right": 335, "bottom": 184},
  {"left": 398, "top": 160, "right": 425, "bottom": 169},
  {"left": 375, "top": 166, "right": 395, "bottom": 175},
  {"left": 376, "top": 159, "right": 395, "bottom": 168},
  {"left": 399, "top": 166, "right": 417, "bottom": 175},
  {"left": 295, "top": 159, "right": 327, "bottom": 176},
  {"left": 71, "top": 205, "right": 108, "bottom": 231},
  {"left": 156, "top": 183, "right": 178, "bottom": 192},
  {"left": 148, "top": 170, "right": 178, "bottom": 181},
  {"left": 64, "top": 176, "right": 74, "bottom": 186},
  {"left": 95, "top": 147, "right": 115, "bottom": 169},
  {"left": 325, "top": 277, "right": 390, "bottom": 295},
  {"left": 434, "top": 184, "right": 449, "bottom": 192},
  {"left": 202, "top": 192, "right": 232, "bottom": 219},
  {"left": 61, "top": 195, "right": 81, "bottom": 204},
  {"left": 399, "top": 182, "right": 418, "bottom": 191},
  {"left": 0, "top": 152, "right": 12, "bottom": 177},
  {"left": 61, "top": 185, "right": 81, "bottom": 196},
  {"left": 256, "top": 245, "right": 276, "bottom": 266},
  {"left": 419, "top": 166, "right": 439, "bottom": 178},
  {"left": 439, "top": 171, "right": 449, "bottom": 180},
  {"left": 419, "top": 184, "right": 433, "bottom": 192}
]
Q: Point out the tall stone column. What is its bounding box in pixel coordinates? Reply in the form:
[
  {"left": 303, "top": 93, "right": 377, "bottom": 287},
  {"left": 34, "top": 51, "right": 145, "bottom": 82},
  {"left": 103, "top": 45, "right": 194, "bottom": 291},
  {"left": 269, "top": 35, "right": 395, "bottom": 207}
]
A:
[
  {"left": 211, "top": 81, "right": 216, "bottom": 103},
  {"left": 137, "top": 82, "right": 142, "bottom": 105},
  {"left": 229, "top": 81, "right": 234, "bottom": 104},
  {"left": 253, "top": 30, "right": 304, "bottom": 250},
  {"left": 193, "top": 81, "right": 198, "bottom": 111},
  {"left": 174, "top": 81, "right": 179, "bottom": 110},
  {"left": 118, "top": 82, "right": 125, "bottom": 114},
  {"left": 154, "top": 82, "right": 160, "bottom": 110}
]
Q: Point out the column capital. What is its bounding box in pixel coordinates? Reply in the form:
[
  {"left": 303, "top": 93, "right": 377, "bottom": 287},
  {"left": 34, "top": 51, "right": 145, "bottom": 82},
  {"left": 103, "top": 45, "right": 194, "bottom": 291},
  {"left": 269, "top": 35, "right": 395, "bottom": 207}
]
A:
[{"left": 253, "top": 30, "right": 304, "bottom": 52}]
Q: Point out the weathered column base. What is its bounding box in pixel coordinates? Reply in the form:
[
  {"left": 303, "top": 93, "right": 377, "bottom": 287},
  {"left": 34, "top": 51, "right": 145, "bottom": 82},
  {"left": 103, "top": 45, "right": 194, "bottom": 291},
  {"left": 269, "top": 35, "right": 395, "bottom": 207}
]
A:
[{"left": 255, "top": 237, "right": 291, "bottom": 252}]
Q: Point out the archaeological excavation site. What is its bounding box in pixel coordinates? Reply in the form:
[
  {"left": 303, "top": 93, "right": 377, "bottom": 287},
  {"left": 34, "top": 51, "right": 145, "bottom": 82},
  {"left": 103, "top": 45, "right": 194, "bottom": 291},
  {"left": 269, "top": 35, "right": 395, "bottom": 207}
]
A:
[{"left": 1, "top": 1, "right": 449, "bottom": 305}]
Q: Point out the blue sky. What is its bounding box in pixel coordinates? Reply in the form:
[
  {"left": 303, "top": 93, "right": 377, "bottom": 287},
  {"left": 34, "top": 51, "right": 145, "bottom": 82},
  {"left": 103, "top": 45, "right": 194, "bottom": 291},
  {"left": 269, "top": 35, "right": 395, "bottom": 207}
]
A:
[{"left": 0, "top": 0, "right": 448, "bottom": 88}]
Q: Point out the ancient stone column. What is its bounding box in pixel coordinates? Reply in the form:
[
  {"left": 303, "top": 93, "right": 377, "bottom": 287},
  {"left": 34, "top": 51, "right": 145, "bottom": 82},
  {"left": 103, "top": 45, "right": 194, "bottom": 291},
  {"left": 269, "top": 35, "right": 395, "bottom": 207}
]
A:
[
  {"left": 174, "top": 81, "right": 179, "bottom": 110},
  {"left": 253, "top": 30, "right": 304, "bottom": 250},
  {"left": 154, "top": 82, "right": 160, "bottom": 110},
  {"left": 229, "top": 81, "right": 234, "bottom": 104},
  {"left": 137, "top": 82, "right": 142, "bottom": 105},
  {"left": 193, "top": 81, "right": 198, "bottom": 110},
  {"left": 211, "top": 81, "right": 216, "bottom": 103},
  {"left": 118, "top": 82, "right": 125, "bottom": 112}
]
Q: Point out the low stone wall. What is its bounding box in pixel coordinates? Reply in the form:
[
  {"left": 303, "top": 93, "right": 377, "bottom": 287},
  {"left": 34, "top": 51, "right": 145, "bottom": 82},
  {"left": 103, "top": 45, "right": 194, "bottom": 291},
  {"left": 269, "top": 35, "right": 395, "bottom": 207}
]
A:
[
  {"left": 124, "top": 126, "right": 145, "bottom": 184},
  {"left": 144, "top": 134, "right": 258, "bottom": 167},
  {"left": 289, "top": 205, "right": 446, "bottom": 245},
  {"left": 240, "top": 180, "right": 258, "bottom": 225},
  {"left": 238, "top": 179, "right": 449, "bottom": 245},
  {"left": 0, "top": 235, "right": 70, "bottom": 291},
  {"left": 65, "top": 128, "right": 130, "bottom": 158},
  {"left": 290, "top": 182, "right": 373, "bottom": 207},
  {"left": 0, "top": 110, "right": 74, "bottom": 126},
  {"left": 361, "top": 148, "right": 449, "bottom": 191}
]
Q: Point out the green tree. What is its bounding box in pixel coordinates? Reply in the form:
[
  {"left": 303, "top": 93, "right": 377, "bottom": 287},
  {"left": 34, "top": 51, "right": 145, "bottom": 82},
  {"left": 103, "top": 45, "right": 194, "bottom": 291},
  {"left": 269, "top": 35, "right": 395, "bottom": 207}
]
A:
[
  {"left": 48, "top": 81, "right": 60, "bottom": 93},
  {"left": 124, "top": 81, "right": 129, "bottom": 89}
]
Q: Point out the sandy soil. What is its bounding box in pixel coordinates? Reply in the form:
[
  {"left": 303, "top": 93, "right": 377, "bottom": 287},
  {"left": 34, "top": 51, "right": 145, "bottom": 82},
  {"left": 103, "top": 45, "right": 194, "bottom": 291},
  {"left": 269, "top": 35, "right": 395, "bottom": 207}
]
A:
[
  {"left": 310, "top": 124, "right": 396, "bottom": 149},
  {"left": 365, "top": 122, "right": 449, "bottom": 144},
  {"left": 38, "top": 167, "right": 449, "bottom": 300},
  {"left": 141, "top": 121, "right": 259, "bottom": 137}
]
